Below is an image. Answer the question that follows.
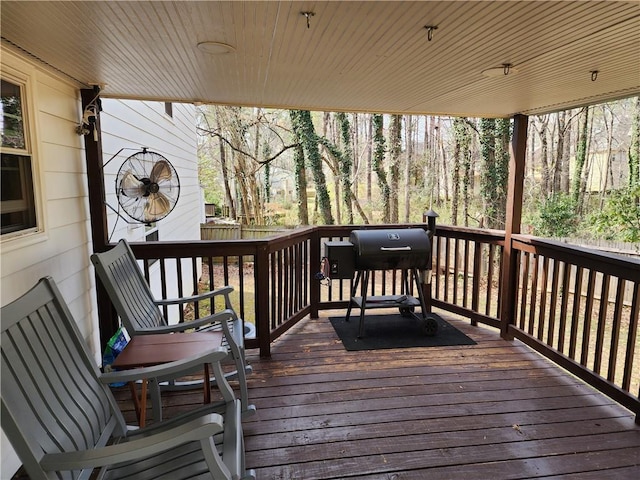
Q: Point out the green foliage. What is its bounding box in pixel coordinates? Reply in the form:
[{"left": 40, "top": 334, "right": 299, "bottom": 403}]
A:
[
  {"left": 589, "top": 185, "right": 640, "bottom": 242},
  {"left": 630, "top": 97, "right": 640, "bottom": 188},
  {"left": 532, "top": 193, "right": 578, "bottom": 238},
  {"left": 198, "top": 155, "right": 223, "bottom": 205}
]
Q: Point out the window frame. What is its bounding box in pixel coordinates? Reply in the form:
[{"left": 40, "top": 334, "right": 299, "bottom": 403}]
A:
[{"left": 1, "top": 67, "right": 44, "bottom": 243}]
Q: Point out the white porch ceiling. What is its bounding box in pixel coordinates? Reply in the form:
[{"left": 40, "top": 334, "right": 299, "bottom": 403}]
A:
[{"left": 2, "top": 1, "right": 639, "bottom": 117}]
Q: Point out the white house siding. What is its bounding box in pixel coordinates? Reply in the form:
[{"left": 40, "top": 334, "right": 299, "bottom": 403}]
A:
[
  {"left": 1, "top": 49, "right": 202, "bottom": 477},
  {"left": 100, "top": 99, "right": 202, "bottom": 322},
  {"left": 0, "top": 47, "right": 97, "bottom": 479}
]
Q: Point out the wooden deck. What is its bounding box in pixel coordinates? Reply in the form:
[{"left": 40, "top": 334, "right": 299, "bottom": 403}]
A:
[{"left": 114, "top": 311, "right": 640, "bottom": 479}]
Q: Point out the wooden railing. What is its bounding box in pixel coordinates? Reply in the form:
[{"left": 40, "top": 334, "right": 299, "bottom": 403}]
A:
[
  {"left": 114, "top": 224, "right": 639, "bottom": 421},
  {"left": 429, "top": 226, "right": 505, "bottom": 329},
  {"left": 508, "top": 235, "right": 639, "bottom": 418}
]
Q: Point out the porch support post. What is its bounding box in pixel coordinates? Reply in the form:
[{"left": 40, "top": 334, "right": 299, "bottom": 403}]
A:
[
  {"left": 309, "top": 228, "right": 321, "bottom": 319},
  {"left": 81, "top": 88, "right": 116, "bottom": 352},
  {"left": 499, "top": 114, "right": 528, "bottom": 340},
  {"left": 255, "top": 243, "right": 271, "bottom": 357}
]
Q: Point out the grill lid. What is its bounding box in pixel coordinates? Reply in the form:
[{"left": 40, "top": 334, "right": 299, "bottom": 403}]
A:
[{"left": 349, "top": 228, "right": 430, "bottom": 270}]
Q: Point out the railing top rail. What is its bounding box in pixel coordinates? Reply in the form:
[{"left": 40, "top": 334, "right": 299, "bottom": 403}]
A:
[
  {"left": 434, "top": 225, "right": 506, "bottom": 243},
  {"left": 513, "top": 234, "right": 640, "bottom": 281},
  {"left": 127, "top": 240, "right": 265, "bottom": 258},
  {"left": 316, "top": 223, "right": 432, "bottom": 238}
]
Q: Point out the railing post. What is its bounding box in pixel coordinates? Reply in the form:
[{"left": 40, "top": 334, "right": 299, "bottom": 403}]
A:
[
  {"left": 499, "top": 114, "right": 528, "bottom": 340},
  {"left": 310, "top": 228, "right": 321, "bottom": 319},
  {"left": 255, "top": 243, "right": 271, "bottom": 357}
]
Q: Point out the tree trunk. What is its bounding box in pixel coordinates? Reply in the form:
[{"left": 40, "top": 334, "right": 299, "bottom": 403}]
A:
[
  {"left": 404, "top": 115, "right": 414, "bottom": 222},
  {"left": 494, "top": 118, "right": 511, "bottom": 228},
  {"left": 552, "top": 111, "right": 569, "bottom": 195},
  {"left": 289, "top": 118, "right": 309, "bottom": 224},
  {"left": 451, "top": 118, "right": 464, "bottom": 225},
  {"left": 215, "top": 108, "right": 236, "bottom": 219},
  {"left": 630, "top": 96, "right": 640, "bottom": 188},
  {"left": 461, "top": 120, "right": 472, "bottom": 227},
  {"left": 479, "top": 118, "right": 496, "bottom": 227},
  {"left": 537, "top": 116, "right": 551, "bottom": 196},
  {"left": 389, "top": 115, "right": 402, "bottom": 223},
  {"left": 599, "top": 105, "right": 615, "bottom": 208},
  {"left": 438, "top": 118, "right": 448, "bottom": 204},
  {"left": 373, "top": 114, "right": 390, "bottom": 222},
  {"left": 366, "top": 114, "right": 373, "bottom": 202},
  {"left": 572, "top": 106, "right": 590, "bottom": 212},
  {"left": 337, "top": 112, "right": 354, "bottom": 224},
  {"left": 290, "top": 110, "right": 334, "bottom": 224},
  {"left": 562, "top": 111, "right": 572, "bottom": 193}
]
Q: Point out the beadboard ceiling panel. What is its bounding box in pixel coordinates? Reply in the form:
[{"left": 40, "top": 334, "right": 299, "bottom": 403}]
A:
[{"left": 2, "top": 1, "right": 638, "bottom": 117}]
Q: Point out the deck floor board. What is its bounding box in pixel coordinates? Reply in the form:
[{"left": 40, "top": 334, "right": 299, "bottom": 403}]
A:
[{"left": 112, "top": 311, "right": 640, "bottom": 479}]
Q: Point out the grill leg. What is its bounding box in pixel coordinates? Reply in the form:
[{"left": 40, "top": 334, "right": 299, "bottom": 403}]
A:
[
  {"left": 412, "top": 268, "right": 428, "bottom": 319},
  {"left": 358, "top": 271, "right": 370, "bottom": 338},
  {"left": 345, "top": 271, "right": 362, "bottom": 322}
]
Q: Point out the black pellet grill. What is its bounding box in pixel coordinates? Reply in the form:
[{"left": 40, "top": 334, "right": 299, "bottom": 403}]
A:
[{"left": 324, "top": 228, "right": 439, "bottom": 338}]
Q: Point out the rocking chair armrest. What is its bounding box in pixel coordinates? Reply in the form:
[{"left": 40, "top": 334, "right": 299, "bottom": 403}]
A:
[
  {"left": 99, "top": 346, "right": 228, "bottom": 384},
  {"left": 138, "top": 310, "right": 237, "bottom": 335},
  {"left": 129, "top": 402, "right": 231, "bottom": 437},
  {"left": 154, "top": 286, "right": 234, "bottom": 308},
  {"left": 40, "top": 414, "right": 224, "bottom": 470}
]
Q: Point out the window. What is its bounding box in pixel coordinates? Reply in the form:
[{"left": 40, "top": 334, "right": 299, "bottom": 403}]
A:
[
  {"left": 164, "top": 102, "right": 173, "bottom": 118},
  {"left": 145, "top": 223, "right": 159, "bottom": 266},
  {"left": 1, "top": 78, "right": 37, "bottom": 236}
]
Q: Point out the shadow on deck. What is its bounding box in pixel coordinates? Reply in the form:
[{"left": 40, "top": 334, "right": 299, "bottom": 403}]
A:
[{"left": 113, "top": 310, "right": 640, "bottom": 479}]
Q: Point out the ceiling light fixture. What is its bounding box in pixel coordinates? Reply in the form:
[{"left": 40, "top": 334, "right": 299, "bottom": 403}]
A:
[
  {"left": 197, "top": 42, "right": 235, "bottom": 55},
  {"left": 482, "top": 63, "right": 518, "bottom": 78}
]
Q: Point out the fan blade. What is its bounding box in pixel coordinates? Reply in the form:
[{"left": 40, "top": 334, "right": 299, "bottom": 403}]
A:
[
  {"left": 144, "top": 192, "right": 171, "bottom": 221},
  {"left": 120, "top": 171, "right": 145, "bottom": 197},
  {"left": 150, "top": 160, "right": 173, "bottom": 183}
]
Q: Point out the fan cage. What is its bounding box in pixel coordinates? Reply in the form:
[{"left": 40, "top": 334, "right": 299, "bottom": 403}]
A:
[{"left": 115, "top": 149, "right": 180, "bottom": 224}]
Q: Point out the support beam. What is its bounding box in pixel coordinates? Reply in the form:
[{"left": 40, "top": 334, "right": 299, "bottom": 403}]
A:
[
  {"left": 81, "top": 88, "right": 117, "bottom": 352},
  {"left": 499, "top": 114, "right": 528, "bottom": 340}
]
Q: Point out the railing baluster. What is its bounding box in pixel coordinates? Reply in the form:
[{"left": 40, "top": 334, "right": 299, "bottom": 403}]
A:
[
  {"left": 580, "top": 269, "right": 597, "bottom": 367},
  {"left": 607, "top": 279, "right": 625, "bottom": 382},
  {"left": 444, "top": 237, "right": 450, "bottom": 303},
  {"left": 176, "top": 258, "right": 185, "bottom": 323},
  {"left": 569, "top": 266, "right": 584, "bottom": 360},
  {"left": 518, "top": 252, "right": 530, "bottom": 330},
  {"left": 622, "top": 282, "right": 639, "bottom": 393},
  {"left": 593, "top": 274, "right": 611, "bottom": 375},
  {"left": 463, "top": 239, "right": 470, "bottom": 308},
  {"left": 528, "top": 254, "right": 539, "bottom": 336},
  {"left": 547, "top": 258, "right": 560, "bottom": 347},
  {"left": 537, "top": 256, "right": 549, "bottom": 341},
  {"left": 486, "top": 244, "right": 495, "bottom": 316},
  {"left": 435, "top": 235, "right": 441, "bottom": 298},
  {"left": 471, "top": 241, "right": 481, "bottom": 326},
  {"left": 452, "top": 238, "right": 460, "bottom": 305},
  {"left": 558, "top": 261, "right": 571, "bottom": 353},
  {"left": 238, "top": 255, "right": 246, "bottom": 322}
]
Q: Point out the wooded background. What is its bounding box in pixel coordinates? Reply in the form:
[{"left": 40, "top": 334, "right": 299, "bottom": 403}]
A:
[{"left": 197, "top": 97, "right": 639, "bottom": 244}]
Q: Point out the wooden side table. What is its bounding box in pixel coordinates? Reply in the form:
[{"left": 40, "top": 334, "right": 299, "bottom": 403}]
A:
[{"left": 112, "top": 331, "right": 224, "bottom": 426}]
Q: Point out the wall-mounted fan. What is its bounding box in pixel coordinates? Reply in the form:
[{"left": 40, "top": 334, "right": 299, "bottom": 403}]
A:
[{"left": 115, "top": 148, "right": 180, "bottom": 224}]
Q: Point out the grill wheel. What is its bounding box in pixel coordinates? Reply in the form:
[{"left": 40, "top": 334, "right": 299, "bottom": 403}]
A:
[{"left": 423, "top": 315, "right": 439, "bottom": 336}]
